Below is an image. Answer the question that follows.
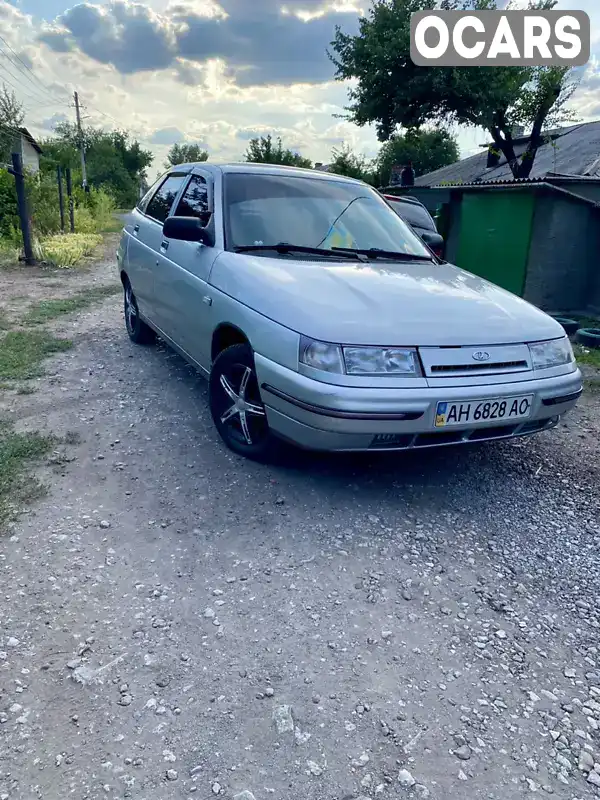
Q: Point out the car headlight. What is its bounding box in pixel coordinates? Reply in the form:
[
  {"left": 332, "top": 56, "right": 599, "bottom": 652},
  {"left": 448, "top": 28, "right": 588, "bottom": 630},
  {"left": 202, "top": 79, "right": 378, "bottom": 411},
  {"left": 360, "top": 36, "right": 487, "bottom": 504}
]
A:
[
  {"left": 300, "top": 337, "right": 345, "bottom": 373},
  {"left": 343, "top": 346, "right": 421, "bottom": 376},
  {"left": 299, "top": 337, "right": 422, "bottom": 376},
  {"left": 529, "top": 337, "right": 575, "bottom": 370}
]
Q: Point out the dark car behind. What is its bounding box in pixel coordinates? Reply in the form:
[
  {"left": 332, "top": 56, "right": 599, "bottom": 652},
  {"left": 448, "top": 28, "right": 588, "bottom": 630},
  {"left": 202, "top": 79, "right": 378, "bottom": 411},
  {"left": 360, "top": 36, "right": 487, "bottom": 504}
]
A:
[{"left": 383, "top": 194, "right": 444, "bottom": 259}]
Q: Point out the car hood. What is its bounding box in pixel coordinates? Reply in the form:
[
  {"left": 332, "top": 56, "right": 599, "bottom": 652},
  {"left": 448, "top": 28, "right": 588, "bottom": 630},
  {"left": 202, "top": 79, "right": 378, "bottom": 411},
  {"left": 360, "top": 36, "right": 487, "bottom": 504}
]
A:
[{"left": 209, "top": 253, "right": 563, "bottom": 346}]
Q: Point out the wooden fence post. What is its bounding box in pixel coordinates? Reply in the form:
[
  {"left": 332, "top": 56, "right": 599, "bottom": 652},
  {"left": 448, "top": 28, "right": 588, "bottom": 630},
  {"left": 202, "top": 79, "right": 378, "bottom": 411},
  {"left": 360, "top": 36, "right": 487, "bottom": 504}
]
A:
[
  {"left": 57, "top": 165, "right": 65, "bottom": 233},
  {"left": 65, "top": 167, "right": 75, "bottom": 233},
  {"left": 8, "top": 153, "right": 35, "bottom": 265}
]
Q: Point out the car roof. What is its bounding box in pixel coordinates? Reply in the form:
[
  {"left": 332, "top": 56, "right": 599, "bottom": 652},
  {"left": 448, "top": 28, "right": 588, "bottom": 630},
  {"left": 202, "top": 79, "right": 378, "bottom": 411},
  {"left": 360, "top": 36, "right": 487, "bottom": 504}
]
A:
[
  {"left": 169, "top": 161, "right": 367, "bottom": 185},
  {"left": 383, "top": 193, "right": 427, "bottom": 207}
]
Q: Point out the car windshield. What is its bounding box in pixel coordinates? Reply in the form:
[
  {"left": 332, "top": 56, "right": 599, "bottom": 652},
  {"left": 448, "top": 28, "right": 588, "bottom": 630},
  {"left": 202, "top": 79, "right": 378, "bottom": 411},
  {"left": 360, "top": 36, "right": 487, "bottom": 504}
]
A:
[{"left": 223, "top": 172, "right": 431, "bottom": 259}]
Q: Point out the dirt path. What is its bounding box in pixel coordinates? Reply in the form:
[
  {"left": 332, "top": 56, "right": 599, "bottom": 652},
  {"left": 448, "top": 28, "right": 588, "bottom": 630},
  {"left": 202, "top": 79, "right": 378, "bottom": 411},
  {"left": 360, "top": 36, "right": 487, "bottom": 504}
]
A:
[{"left": 1, "top": 246, "right": 600, "bottom": 800}]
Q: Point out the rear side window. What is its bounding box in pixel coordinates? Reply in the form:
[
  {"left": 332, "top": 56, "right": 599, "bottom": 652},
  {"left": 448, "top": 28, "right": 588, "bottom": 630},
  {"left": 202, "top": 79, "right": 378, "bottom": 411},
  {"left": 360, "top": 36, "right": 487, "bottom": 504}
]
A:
[
  {"left": 174, "top": 175, "right": 210, "bottom": 226},
  {"left": 389, "top": 199, "right": 436, "bottom": 231},
  {"left": 145, "top": 175, "right": 186, "bottom": 223}
]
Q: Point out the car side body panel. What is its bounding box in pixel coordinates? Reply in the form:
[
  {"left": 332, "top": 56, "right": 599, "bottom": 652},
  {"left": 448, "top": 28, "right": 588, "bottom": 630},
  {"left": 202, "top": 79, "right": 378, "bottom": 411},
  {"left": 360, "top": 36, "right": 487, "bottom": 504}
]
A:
[{"left": 118, "top": 162, "right": 582, "bottom": 454}]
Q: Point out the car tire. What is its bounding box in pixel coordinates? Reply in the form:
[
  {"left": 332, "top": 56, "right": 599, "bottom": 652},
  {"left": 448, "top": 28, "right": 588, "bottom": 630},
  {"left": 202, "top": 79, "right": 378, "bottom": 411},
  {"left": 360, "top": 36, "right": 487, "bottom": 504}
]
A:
[
  {"left": 552, "top": 316, "right": 580, "bottom": 337},
  {"left": 124, "top": 281, "right": 155, "bottom": 345},
  {"left": 576, "top": 328, "right": 600, "bottom": 349},
  {"left": 209, "top": 343, "right": 279, "bottom": 461}
]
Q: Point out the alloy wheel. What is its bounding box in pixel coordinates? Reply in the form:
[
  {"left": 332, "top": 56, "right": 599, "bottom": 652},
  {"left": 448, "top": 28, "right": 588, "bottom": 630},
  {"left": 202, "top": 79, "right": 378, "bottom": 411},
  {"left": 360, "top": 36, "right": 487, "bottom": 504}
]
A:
[{"left": 216, "top": 363, "right": 267, "bottom": 446}]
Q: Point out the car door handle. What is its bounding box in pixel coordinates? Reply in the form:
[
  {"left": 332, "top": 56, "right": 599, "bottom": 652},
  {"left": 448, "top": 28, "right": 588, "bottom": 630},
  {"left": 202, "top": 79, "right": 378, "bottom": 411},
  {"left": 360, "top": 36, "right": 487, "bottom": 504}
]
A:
[
  {"left": 161, "top": 240, "right": 169, "bottom": 251},
  {"left": 133, "top": 224, "right": 139, "bottom": 234}
]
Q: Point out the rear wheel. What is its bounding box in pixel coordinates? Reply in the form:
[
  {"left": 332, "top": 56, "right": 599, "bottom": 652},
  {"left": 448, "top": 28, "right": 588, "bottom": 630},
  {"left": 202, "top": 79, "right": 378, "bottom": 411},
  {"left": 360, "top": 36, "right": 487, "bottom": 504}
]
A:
[
  {"left": 209, "top": 343, "right": 278, "bottom": 460},
  {"left": 124, "top": 281, "right": 155, "bottom": 345}
]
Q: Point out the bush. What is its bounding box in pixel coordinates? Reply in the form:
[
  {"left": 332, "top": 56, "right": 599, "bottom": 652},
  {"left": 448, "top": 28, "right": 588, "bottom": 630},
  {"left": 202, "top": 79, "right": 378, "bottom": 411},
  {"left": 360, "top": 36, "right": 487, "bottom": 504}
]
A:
[
  {"left": 35, "top": 233, "right": 103, "bottom": 267},
  {"left": 28, "top": 174, "right": 63, "bottom": 236},
  {"left": 0, "top": 169, "right": 19, "bottom": 238}
]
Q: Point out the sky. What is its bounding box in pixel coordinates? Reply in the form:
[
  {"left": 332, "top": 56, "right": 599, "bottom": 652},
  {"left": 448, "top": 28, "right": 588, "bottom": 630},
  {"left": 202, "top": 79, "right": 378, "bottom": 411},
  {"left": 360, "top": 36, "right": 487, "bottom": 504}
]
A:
[{"left": 1, "top": 0, "right": 600, "bottom": 179}]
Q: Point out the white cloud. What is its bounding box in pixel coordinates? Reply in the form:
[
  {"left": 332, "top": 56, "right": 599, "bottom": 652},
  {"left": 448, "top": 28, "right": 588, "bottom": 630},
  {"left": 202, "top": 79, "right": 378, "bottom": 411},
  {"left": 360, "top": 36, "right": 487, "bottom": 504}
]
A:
[{"left": 1, "top": 0, "right": 598, "bottom": 183}]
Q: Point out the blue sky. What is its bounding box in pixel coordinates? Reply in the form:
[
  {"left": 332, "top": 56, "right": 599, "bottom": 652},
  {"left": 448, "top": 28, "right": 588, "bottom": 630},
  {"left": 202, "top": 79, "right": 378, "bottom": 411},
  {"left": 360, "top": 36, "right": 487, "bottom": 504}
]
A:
[
  {"left": 1, "top": 0, "right": 599, "bottom": 176},
  {"left": 10, "top": 0, "right": 68, "bottom": 18}
]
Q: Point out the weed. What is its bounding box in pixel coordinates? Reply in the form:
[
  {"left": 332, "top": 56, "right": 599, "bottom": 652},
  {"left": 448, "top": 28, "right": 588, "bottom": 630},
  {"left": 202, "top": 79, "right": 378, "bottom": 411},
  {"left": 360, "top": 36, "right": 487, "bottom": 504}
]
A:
[
  {"left": 574, "top": 344, "right": 600, "bottom": 371},
  {"left": 35, "top": 233, "right": 103, "bottom": 267},
  {"left": 0, "top": 424, "right": 56, "bottom": 528},
  {"left": 24, "top": 284, "right": 121, "bottom": 325},
  {"left": 0, "top": 331, "right": 73, "bottom": 380}
]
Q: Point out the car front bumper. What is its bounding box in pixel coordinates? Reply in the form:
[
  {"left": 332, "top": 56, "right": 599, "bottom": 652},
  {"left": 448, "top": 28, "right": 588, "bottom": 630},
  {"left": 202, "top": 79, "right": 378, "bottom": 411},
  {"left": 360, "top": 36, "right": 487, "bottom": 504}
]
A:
[{"left": 255, "top": 354, "right": 583, "bottom": 452}]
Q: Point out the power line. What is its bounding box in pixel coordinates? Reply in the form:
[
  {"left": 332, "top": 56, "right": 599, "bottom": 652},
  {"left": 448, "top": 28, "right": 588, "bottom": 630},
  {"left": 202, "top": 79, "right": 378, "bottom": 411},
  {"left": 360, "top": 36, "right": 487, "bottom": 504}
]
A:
[
  {"left": 0, "top": 120, "right": 26, "bottom": 138},
  {"left": 0, "top": 49, "right": 58, "bottom": 106},
  {"left": 0, "top": 33, "right": 72, "bottom": 106},
  {"left": 0, "top": 65, "right": 66, "bottom": 111}
]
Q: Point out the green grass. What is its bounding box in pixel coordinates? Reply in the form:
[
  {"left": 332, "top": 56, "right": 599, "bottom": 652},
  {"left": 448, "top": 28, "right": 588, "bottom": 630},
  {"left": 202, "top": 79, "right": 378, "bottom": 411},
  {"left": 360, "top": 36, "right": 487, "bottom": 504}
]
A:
[
  {"left": 100, "top": 214, "right": 127, "bottom": 234},
  {"left": 0, "top": 423, "right": 56, "bottom": 527},
  {"left": 0, "top": 330, "right": 73, "bottom": 380},
  {"left": 574, "top": 343, "right": 600, "bottom": 370},
  {"left": 34, "top": 233, "right": 104, "bottom": 268},
  {"left": 573, "top": 316, "right": 600, "bottom": 330},
  {"left": 24, "top": 284, "right": 121, "bottom": 326}
]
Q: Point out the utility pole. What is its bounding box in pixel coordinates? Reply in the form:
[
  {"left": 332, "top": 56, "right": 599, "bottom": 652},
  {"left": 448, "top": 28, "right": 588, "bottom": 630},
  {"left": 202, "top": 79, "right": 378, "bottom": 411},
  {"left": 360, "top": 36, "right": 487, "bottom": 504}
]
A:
[{"left": 74, "top": 90, "right": 88, "bottom": 192}]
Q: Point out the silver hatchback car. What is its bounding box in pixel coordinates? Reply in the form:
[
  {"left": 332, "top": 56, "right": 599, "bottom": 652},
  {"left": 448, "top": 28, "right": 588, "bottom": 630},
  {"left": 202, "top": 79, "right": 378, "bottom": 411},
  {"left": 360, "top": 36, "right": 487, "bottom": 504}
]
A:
[{"left": 117, "top": 162, "right": 582, "bottom": 460}]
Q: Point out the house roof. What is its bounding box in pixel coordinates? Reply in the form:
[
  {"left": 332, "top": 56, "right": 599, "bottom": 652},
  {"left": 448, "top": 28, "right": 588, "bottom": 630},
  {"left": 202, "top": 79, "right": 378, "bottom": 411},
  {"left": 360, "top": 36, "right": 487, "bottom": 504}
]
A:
[
  {"left": 415, "top": 121, "right": 600, "bottom": 187},
  {"left": 18, "top": 127, "right": 43, "bottom": 155}
]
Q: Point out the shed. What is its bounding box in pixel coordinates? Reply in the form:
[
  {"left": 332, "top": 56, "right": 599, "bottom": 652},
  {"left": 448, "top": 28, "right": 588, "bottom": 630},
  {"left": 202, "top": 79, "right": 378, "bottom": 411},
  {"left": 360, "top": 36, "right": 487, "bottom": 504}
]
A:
[
  {"left": 387, "top": 178, "right": 600, "bottom": 316},
  {"left": 412, "top": 121, "right": 600, "bottom": 188},
  {"left": 11, "top": 127, "right": 42, "bottom": 173}
]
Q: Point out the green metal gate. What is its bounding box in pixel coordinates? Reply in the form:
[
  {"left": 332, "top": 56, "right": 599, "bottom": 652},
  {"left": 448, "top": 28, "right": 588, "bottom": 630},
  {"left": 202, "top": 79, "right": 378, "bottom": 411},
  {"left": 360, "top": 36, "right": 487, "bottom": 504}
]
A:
[{"left": 456, "top": 190, "right": 535, "bottom": 296}]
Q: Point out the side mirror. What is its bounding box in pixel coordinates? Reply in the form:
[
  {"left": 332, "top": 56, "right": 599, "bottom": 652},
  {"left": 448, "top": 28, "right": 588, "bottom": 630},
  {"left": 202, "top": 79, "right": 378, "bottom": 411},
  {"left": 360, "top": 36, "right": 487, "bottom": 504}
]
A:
[{"left": 163, "top": 216, "right": 214, "bottom": 246}]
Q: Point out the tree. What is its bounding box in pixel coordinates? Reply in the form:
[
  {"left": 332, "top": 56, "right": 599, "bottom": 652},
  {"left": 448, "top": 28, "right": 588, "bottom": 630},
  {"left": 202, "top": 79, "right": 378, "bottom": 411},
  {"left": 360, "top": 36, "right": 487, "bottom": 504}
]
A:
[
  {"left": 376, "top": 129, "right": 460, "bottom": 185},
  {"left": 41, "top": 123, "right": 153, "bottom": 207},
  {"left": 165, "top": 143, "right": 208, "bottom": 169},
  {"left": 328, "top": 143, "right": 376, "bottom": 184},
  {"left": 244, "top": 134, "right": 312, "bottom": 168},
  {"left": 330, "top": 0, "right": 577, "bottom": 180},
  {"left": 0, "top": 84, "right": 24, "bottom": 162}
]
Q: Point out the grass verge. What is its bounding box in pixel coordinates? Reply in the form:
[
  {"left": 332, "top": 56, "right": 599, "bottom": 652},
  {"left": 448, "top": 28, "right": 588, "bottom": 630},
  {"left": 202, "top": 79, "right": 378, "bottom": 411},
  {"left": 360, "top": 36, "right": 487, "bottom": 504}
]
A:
[
  {"left": 24, "top": 284, "right": 121, "bottom": 325},
  {"left": 0, "top": 422, "right": 56, "bottom": 528},
  {"left": 0, "top": 330, "right": 73, "bottom": 380}
]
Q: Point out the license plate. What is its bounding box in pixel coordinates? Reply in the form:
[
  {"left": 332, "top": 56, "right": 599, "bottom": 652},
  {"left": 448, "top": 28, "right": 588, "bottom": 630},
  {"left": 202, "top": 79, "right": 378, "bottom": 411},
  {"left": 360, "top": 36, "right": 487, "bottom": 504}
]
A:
[{"left": 434, "top": 395, "right": 533, "bottom": 428}]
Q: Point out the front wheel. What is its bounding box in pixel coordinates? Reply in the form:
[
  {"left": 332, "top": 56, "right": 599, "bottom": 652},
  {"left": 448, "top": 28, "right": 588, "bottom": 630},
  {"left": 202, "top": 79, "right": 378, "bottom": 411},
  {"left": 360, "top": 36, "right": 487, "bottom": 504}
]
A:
[{"left": 209, "top": 343, "right": 278, "bottom": 460}]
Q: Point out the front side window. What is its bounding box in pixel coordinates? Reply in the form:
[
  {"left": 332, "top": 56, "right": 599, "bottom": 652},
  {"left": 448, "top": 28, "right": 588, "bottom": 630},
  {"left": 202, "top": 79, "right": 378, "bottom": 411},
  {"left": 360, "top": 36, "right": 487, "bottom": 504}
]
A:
[
  {"left": 223, "top": 173, "right": 430, "bottom": 258},
  {"left": 174, "top": 175, "right": 210, "bottom": 226},
  {"left": 137, "top": 174, "right": 166, "bottom": 213},
  {"left": 145, "top": 175, "right": 186, "bottom": 223}
]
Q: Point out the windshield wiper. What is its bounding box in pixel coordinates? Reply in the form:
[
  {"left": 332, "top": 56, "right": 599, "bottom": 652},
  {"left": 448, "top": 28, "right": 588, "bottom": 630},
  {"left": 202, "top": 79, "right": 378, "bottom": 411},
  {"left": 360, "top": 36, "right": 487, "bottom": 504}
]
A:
[
  {"left": 332, "top": 246, "right": 434, "bottom": 262},
  {"left": 234, "top": 242, "right": 366, "bottom": 261}
]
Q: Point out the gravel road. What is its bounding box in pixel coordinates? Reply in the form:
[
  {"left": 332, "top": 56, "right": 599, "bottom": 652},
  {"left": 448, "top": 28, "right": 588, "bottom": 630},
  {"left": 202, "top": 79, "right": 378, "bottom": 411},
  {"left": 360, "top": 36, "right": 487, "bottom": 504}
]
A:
[{"left": 1, "top": 249, "right": 600, "bottom": 800}]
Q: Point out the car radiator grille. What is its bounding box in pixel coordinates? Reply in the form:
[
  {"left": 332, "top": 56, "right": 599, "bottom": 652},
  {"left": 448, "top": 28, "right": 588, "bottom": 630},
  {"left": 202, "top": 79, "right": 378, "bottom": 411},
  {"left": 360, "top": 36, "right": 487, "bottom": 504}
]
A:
[
  {"left": 369, "top": 416, "right": 558, "bottom": 450},
  {"left": 429, "top": 360, "right": 528, "bottom": 374}
]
